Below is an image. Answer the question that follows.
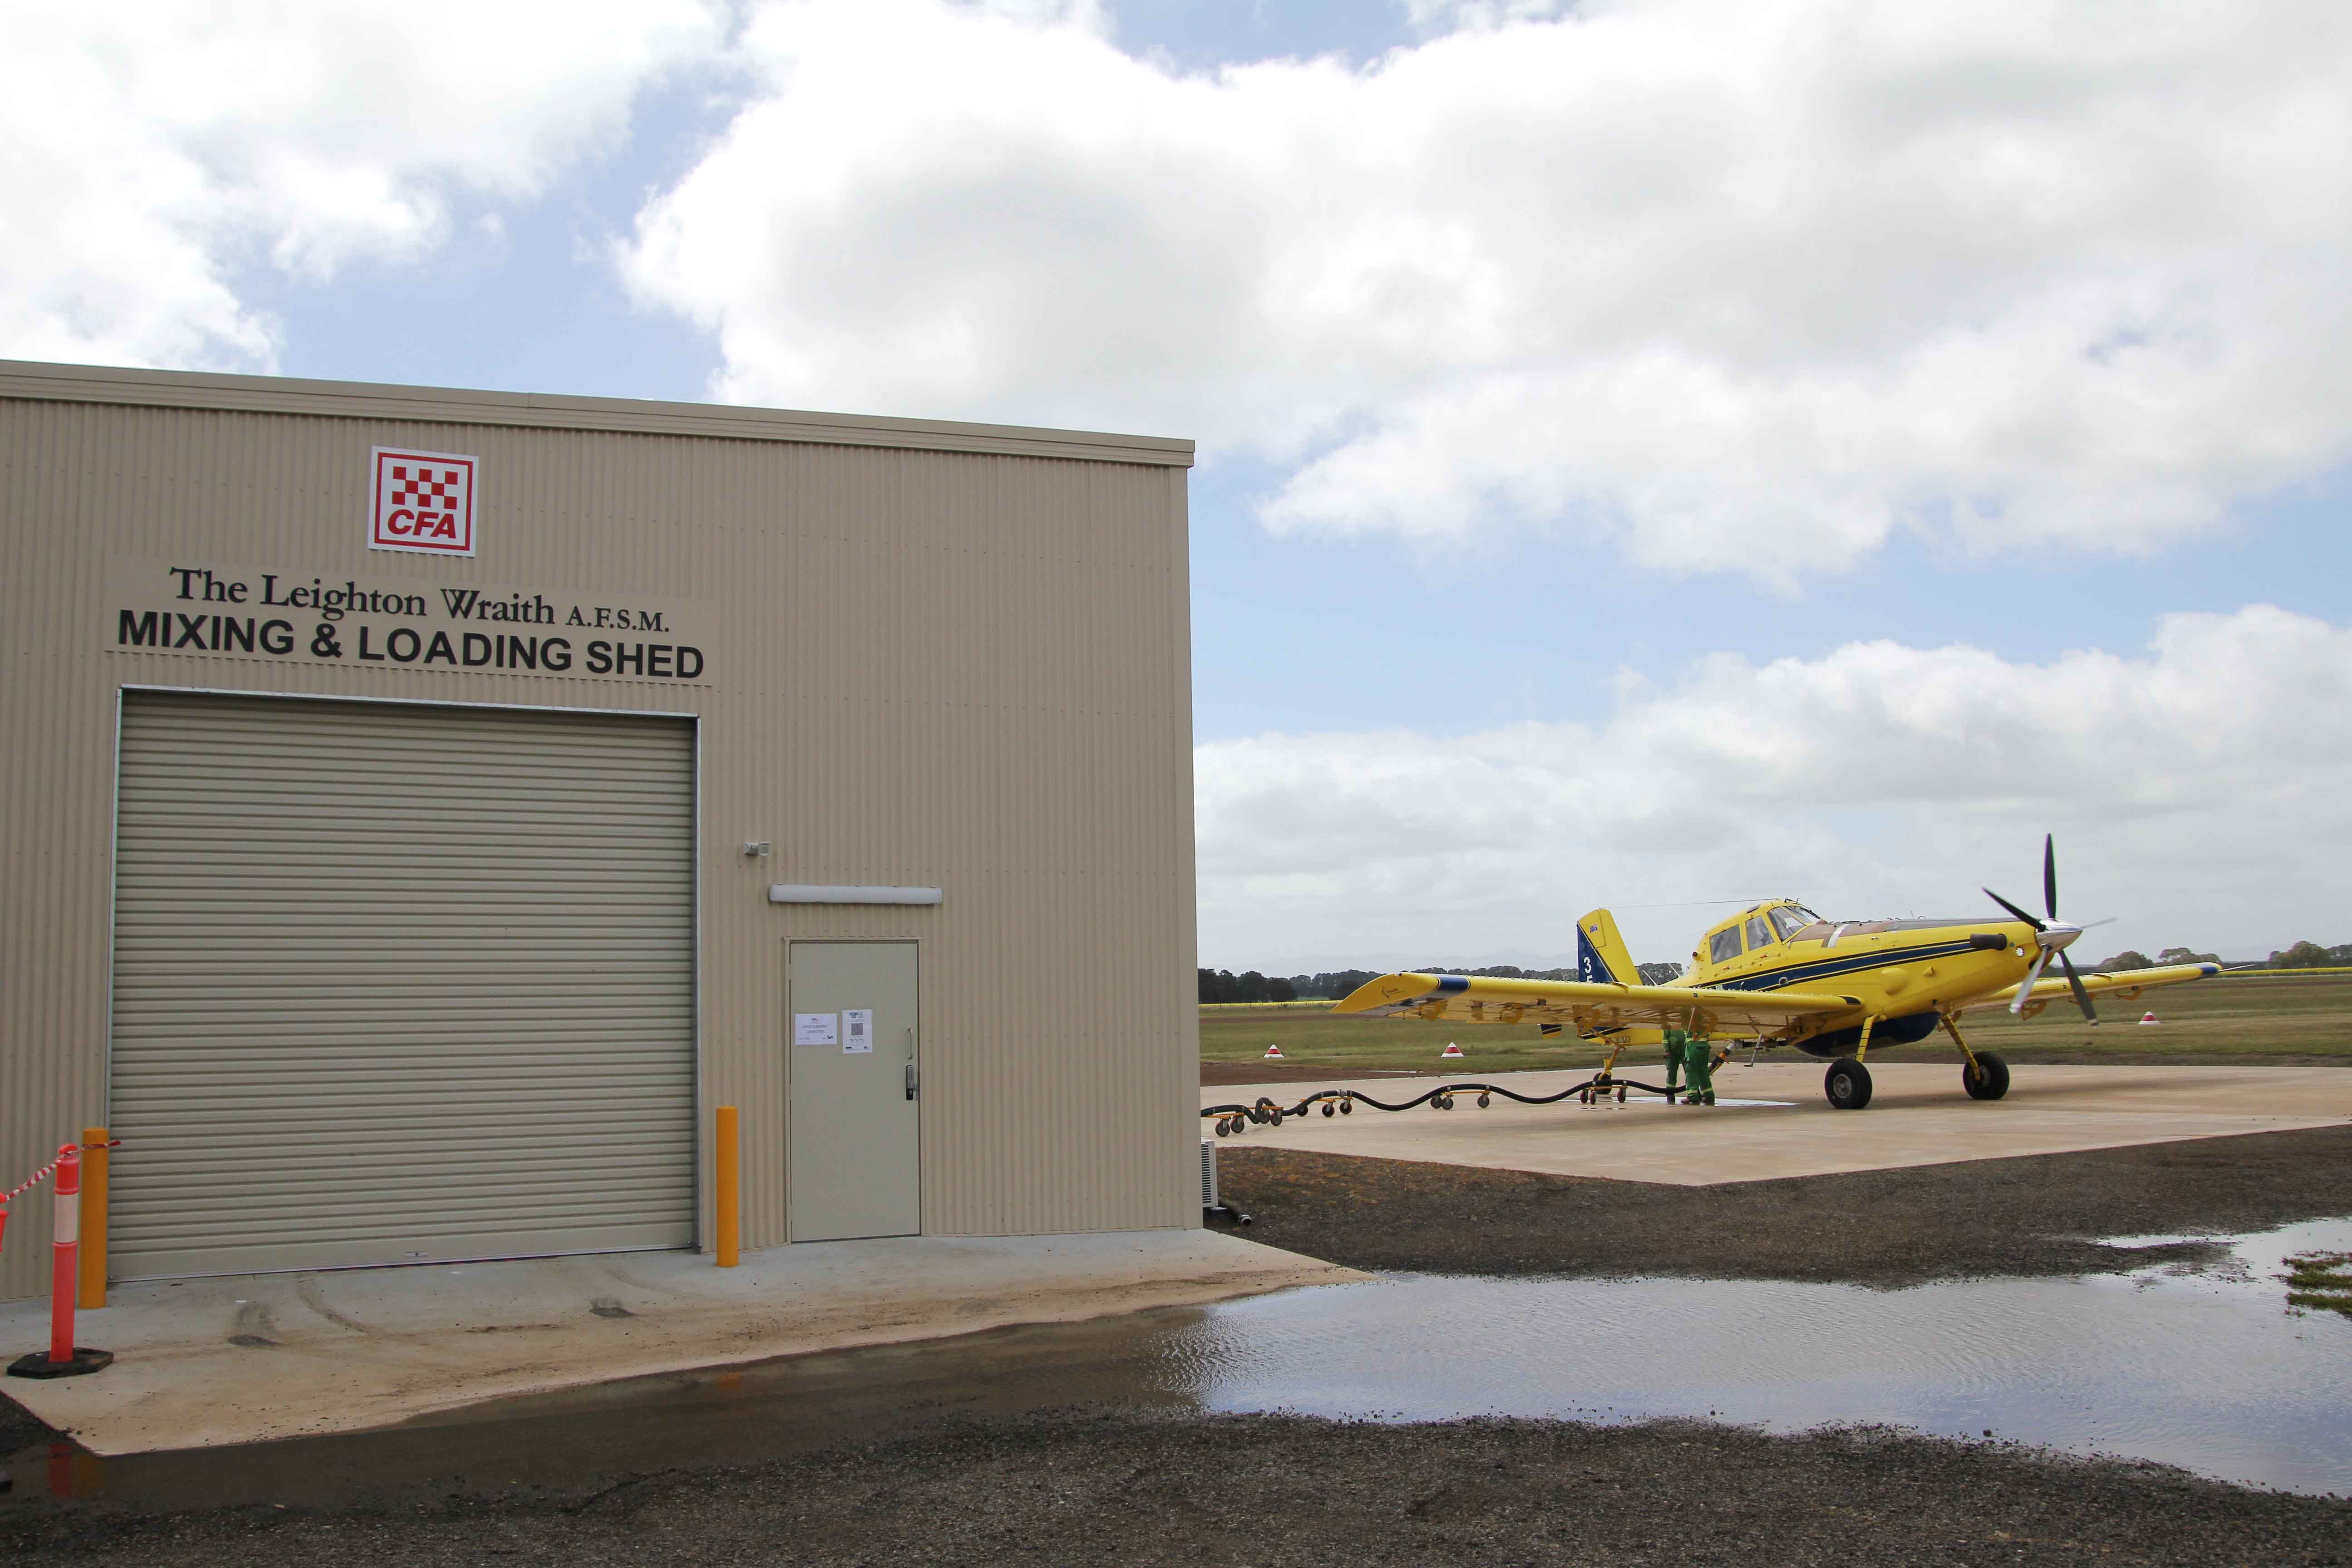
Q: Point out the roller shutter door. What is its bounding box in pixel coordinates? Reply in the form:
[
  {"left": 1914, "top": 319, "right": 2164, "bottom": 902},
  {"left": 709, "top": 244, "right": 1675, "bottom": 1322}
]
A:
[{"left": 109, "top": 692, "right": 696, "bottom": 1278}]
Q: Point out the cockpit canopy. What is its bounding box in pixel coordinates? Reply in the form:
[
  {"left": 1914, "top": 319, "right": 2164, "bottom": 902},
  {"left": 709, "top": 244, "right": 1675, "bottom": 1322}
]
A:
[
  {"left": 1699, "top": 901, "right": 1824, "bottom": 965},
  {"left": 1697, "top": 899, "right": 2001, "bottom": 965}
]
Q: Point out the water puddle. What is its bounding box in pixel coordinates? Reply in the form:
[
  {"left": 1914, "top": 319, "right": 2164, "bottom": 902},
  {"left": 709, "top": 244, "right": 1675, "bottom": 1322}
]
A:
[
  {"left": 9, "top": 1217, "right": 2349, "bottom": 1509},
  {"left": 1175, "top": 1215, "right": 2352, "bottom": 1496}
]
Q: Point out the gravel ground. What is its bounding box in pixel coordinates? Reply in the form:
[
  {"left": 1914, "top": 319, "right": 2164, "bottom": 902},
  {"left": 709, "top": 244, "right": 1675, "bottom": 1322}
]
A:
[
  {"left": 6, "top": 1409, "right": 2348, "bottom": 1566},
  {"left": 0, "top": 1397, "right": 46, "bottom": 1465},
  {"left": 1212, "top": 1123, "right": 2352, "bottom": 1286}
]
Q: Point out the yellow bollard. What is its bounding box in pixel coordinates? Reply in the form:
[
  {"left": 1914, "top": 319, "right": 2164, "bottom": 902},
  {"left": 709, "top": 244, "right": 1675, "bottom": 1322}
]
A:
[
  {"left": 78, "top": 1126, "right": 108, "bottom": 1309},
  {"left": 715, "top": 1105, "right": 740, "bottom": 1268}
]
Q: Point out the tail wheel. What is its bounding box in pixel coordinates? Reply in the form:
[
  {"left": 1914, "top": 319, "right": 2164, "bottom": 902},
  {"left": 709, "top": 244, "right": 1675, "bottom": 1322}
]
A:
[
  {"left": 1963, "top": 1050, "right": 2011, "bottom": 1101},
  {"left": 1824, "top": 1057, "right": 1874, "bottom": 1111}
]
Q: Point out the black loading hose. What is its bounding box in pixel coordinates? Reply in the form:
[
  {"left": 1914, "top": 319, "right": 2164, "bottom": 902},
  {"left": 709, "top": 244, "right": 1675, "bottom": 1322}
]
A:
[{"left": 1201, "top": 1076, "right": 1687, "bottom": 1135}]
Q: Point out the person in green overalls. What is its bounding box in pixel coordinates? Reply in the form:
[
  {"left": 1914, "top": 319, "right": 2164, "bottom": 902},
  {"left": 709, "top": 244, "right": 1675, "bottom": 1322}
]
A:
[
  {"left": 1661, "top": 1026, "right": 1685, "bottom": 1097},
  {"left": 1682, "top": 1027, "right": 1718, "bottom": 1106}
]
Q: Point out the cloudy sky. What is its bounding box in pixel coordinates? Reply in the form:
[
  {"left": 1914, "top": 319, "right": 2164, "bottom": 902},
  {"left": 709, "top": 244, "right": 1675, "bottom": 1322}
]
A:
[{"left": 10, "top": 0, "right": 2349, "bottom": 970}]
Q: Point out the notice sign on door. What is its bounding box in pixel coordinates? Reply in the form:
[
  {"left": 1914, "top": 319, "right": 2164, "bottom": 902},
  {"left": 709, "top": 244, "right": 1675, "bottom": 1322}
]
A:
[
  {"left": 794, "top": 1013, "right": 838, "bottom": 1047},
  {"left": 843, "top": 1009, "right": 874, "bottom": 1054}
]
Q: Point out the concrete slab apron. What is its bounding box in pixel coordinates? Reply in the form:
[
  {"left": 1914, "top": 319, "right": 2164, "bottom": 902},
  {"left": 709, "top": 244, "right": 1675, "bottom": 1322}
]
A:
[
  {"left": 1204, "top": 1063, "right": 2352, "bottom": 1185},
  {"left": 1, "top": 1230, "right": 1358, "bottom": 1455}
]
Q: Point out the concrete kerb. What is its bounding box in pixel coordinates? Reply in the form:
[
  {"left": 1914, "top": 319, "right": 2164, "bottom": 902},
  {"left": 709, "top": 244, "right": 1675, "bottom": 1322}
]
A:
[{"left": 0, "top": 1230, "right": 1360, "bottom": 1455}]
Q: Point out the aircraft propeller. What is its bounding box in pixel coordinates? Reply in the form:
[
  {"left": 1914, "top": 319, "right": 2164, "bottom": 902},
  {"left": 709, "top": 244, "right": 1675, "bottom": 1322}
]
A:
[{"left": 1984, "top": 834, "right": 2102, "bottom": 1025}]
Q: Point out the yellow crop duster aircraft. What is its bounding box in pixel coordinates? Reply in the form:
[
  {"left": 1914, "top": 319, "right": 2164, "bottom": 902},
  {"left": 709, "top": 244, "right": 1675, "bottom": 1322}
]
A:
[{"left": 1333, "top": 837, "right": 2219, "bottom": 1111}]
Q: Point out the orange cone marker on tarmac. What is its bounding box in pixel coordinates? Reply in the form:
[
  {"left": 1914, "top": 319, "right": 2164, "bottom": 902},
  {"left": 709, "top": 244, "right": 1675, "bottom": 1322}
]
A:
[
  {"left": 1441, "top": 1043, "right": 1465, "bottom": 1059},
  {"left": 1264, "top": 1044, "right": 1284, "bottom": 1059},
  {"left": 2138, "top": 1012, "right": 2161, "bottom": 1025}
]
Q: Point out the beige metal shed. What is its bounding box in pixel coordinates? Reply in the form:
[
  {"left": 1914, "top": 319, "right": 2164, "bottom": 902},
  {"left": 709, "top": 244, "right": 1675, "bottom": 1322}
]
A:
[{"left": 0, "top": 361, "right": 1199, "bottom": 1300}]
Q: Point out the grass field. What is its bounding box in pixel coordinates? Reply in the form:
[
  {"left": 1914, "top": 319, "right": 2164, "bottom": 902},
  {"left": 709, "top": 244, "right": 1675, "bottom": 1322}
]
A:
[{"left": 1200, "top": 973, "right": 2352, "bottom": 1075}]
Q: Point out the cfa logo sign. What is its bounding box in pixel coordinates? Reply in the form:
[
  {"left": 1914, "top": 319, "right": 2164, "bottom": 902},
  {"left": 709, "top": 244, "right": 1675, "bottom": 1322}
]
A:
[{"left": 368, "top": 447, "right": 478, "bottom": 557}]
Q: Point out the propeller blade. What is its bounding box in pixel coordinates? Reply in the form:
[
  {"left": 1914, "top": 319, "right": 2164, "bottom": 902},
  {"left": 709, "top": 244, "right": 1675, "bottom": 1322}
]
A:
[
  {"left": 2059, "top": 951, "right": 2098, "bottom": 1025},
  {"left": 1984, "top": 888, "right": 2046, "bottom": 931},
  {"left": 2074, "top": 916, "right": 2118, "bottom": 933},
  {"left": 2010, "top": 949, "right": 2054, "bottom": 1014},
  {"left": 2043, "top": 833, "right": 2058, "bottom": 921}
]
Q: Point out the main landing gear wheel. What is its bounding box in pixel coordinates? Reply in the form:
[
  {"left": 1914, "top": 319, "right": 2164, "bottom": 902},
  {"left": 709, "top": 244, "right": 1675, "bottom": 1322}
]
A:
[
  {"left": 1824, "top": 1056, "right": 1874, "bottom": 1111},
  {"left": 1962, "top": 1049, "right": 2011, "bottom": 1101}
]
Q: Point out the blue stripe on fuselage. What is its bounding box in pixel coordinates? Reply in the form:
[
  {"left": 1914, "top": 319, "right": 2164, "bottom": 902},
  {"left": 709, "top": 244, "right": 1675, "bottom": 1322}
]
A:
[{"left": 1706, "top": 938, "right": 1987, "bottom": 995}]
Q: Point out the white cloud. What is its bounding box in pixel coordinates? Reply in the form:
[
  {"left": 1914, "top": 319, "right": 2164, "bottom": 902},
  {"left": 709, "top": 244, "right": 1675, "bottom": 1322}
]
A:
[
  {"left": 623, "top": 0, "right": 2352, "bottom": 580},
  {"left": 1398, "top": 0, "right": 1573, "bottom": 33},
  {"left": 0, "top": 0, "right": 725, "bottom": 371},
  {"left": 1195, "top": 605, "right": 2352, "bottom": 970}
]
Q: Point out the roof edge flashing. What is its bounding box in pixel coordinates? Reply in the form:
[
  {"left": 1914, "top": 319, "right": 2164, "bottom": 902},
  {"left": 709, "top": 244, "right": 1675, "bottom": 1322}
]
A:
[{"left": 0, "top": 359, "right": 1195, "bottom": 468}]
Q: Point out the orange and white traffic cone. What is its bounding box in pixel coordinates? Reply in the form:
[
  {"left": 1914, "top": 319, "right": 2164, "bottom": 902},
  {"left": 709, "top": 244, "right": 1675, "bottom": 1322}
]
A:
[
  {"left": 7, "top": 1143, "right": 111, "bottom": 1380},
  {"left": 1264, "top": 1044, "right": 1284, "bottom": 1059}
]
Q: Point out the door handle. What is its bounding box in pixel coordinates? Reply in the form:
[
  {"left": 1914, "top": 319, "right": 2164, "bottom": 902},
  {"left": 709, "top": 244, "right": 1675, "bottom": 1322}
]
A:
[
  {"left": 904, "top": 1062, "right": 918, "bottom": 1100},
  {"left": 905, "top": 1028, "right": 918, "bottom": 1100}
]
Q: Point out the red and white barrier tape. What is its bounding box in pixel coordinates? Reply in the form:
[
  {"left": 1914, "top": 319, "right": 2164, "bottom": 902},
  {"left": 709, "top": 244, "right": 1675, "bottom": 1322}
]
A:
[
  {"left": 0, "top": 1138, "right": 117, "bottom": 1205},
  {"left": 2, "top": 1154, "right": 67, "bottom": 1206}
]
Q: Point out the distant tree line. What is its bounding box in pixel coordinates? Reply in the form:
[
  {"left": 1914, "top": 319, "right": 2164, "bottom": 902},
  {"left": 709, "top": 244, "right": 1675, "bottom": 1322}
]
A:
[
  {"left": 1208, "top": 942, "right": 2352, "bottom": 999},
  {"left": 1198, "top": 969, "right": 1299, "bottom": 1004},
  {"left": 1200, "top": 959, "right": 1685, "bottom": 1004},
  {"left": 2096, "top": 942, "right": 2352, "bottom": 971},
  {"left": 2093, "top": 946, "right": 2222, "bottom": 971},
  {"left": 2264, "top": 941, "right": 2352, "bottom": 969}
]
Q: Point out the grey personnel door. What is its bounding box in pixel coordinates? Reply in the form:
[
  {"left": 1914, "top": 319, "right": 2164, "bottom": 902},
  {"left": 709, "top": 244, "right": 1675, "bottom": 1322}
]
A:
[{"left": 787, "top": 941, "right": 921, "bottom": 1241}]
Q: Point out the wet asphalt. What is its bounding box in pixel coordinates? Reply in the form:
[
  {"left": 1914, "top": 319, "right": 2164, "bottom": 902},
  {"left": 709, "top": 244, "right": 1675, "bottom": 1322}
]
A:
[{"left": 3, "top": 1125, "right": 2349, "bottom": 1564}]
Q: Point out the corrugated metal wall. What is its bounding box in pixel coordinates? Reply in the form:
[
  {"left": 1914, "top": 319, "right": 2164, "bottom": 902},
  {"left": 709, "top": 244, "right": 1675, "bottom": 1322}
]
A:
[{"left": 0, "top": 367, "right": 1198, "bottom": 1300}]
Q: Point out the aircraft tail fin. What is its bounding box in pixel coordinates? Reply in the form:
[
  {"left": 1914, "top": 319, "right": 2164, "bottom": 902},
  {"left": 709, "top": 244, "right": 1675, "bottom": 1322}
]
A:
[
  {"left": 1575, "top": 908, "right": 1639, "bottom": 986},
  {"left": 1575, "top": 908, "right": 1667, "bottom": 1052}
]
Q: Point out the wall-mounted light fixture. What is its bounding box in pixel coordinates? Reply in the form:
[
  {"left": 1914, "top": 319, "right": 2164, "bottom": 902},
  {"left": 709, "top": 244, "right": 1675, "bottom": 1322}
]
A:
[
  {"left": 769, "top": 884, "right": 942, "bottom": 906},
  {"left": 742, "top": 842, "right": 771, "bottom": 858}
]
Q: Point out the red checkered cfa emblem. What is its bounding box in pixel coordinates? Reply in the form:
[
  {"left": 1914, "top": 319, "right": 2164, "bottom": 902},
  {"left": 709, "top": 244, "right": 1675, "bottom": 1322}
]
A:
[{"left": 369, "top": 447, "right": 478, "bottom": 556}]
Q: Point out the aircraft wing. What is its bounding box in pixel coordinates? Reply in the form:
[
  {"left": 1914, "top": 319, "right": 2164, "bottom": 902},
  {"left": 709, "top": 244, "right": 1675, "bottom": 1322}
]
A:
[
  {"left": 1332, "top": 971, "right": 1860, "bottom": 1035},
  {"left": 1962, "top": 961, "right": 2221, "bottom": 1013}
]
